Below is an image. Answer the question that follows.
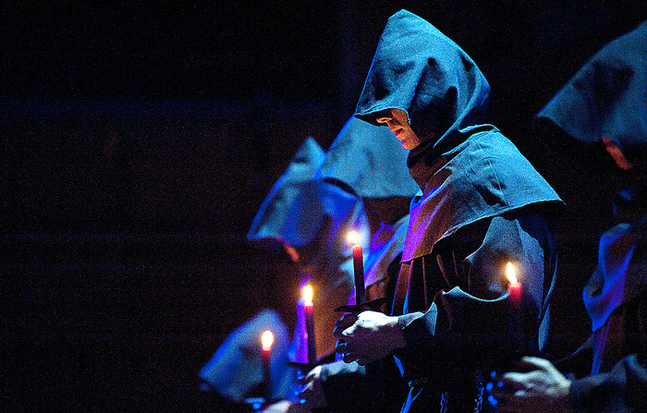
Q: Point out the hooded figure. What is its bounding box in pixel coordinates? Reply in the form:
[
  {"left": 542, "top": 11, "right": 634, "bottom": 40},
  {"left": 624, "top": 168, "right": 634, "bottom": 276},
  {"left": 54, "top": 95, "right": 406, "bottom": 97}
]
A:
[
  {"left": 334, "top": 10, "right": 564, "bottom": 413},
  {"left": 290, "top": 116, "right": 418, "bottom": 413},
  {"left": 247, "top": 136, "right": 370, "bottom": 364},
  {"left": 493, "top": 21, "right": 647, "bottom": 413},
  {"left": 319, "top": 116, "right": 419, "bottom": 302},
  {"left": 198, "top": 309, "right": 292, "bottom": 403},
  {"left": 200, "top": 138, "right": 370, "bottom": 404}
]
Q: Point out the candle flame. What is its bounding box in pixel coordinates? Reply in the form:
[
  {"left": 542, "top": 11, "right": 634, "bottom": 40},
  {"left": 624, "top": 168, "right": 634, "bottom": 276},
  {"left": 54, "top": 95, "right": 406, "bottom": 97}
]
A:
[
  {"left": 261, "top": 330, "right": 274, "bottom": 351},
  {"left": 347, "top": 231, "right": 359, "bottom": 246},
  {"left": 506, "top": 262, "right": 518, "bottom": 284},
  {"left": 303, "top": 284, "right": 313, "bottom": 306}
]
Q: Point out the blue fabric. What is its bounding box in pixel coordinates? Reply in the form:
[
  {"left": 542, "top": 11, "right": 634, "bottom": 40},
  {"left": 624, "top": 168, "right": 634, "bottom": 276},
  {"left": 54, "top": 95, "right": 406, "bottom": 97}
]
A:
[
  {"left": 319, "top": 116, "right": 418, "bottom": 200},
  {"left": 198, "top": 309, "right": 294, "bottom": 402},
  {"left": 402, "top": 130, "right": 563, "bottom": 261},
  {"left": 247, "top": 137, "right": 328, "bottom": 247},
  {"left": 352, "top": 10, "right": 563, "bottom": 412},
  {"left": 536, "top": 20, "right": 647, "bottom": 163}
]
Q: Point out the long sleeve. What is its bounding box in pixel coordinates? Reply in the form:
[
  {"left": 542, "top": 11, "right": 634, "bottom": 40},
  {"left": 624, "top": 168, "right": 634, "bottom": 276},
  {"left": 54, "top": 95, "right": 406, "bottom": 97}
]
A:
[
  {"left": 570, "top": 354, "right": 647, "bottom": 412},
  {"left": 393, "top": 208, "right": 557, "bottom": 383}
]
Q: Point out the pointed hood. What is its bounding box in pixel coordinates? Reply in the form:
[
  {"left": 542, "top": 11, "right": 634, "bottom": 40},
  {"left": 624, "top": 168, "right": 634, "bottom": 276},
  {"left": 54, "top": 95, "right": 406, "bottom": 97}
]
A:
[
  {"left": 354, "top": 10, "right": 563, "bottom": 261},
  {"left": 247, "top": 137, "right": 343, "bottom": 247},
  {"left": 536, "top": 20, "right": 647, "bottom": 166},
  {"left": 198, "top": 309, "right": 293, "bottom": 402},
  {"left": 319, "top": 116, "right": 419, "bottom": 200},
  {"left": 354, "top": 9, "right": 490, "bottom": 158},
  {"left": 247, "top": 137, "right": 370, "bottom": 360}
]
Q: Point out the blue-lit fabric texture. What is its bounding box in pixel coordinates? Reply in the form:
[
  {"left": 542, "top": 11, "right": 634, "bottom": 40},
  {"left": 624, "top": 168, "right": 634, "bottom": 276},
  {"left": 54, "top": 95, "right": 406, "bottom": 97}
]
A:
[
  {"left": 318, "top": 116, "right": 418, "bottom": 201},
  {"left": 353, "top": 10, "right": 563, "bottom": 261},
  {"left": 247, "top": 137, "right": 330, "bottom": 248},
  {"left": 198, "top": 309, "right": 293, "bottom": 403},
  {"left": 536, "top": 20, "right": 647, "bottom": 165}
]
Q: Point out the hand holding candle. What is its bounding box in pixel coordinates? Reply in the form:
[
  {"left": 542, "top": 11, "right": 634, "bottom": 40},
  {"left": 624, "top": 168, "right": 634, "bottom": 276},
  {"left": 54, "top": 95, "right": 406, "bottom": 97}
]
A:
[
  {"left": 303, "top": 284, "right": 316, "bottom": 364},
  {"left": 348, "top": 231, "right": 366, "bottom": 305},
  {"left": 261, "top": 330, "right": 273, "bottom": 400}
]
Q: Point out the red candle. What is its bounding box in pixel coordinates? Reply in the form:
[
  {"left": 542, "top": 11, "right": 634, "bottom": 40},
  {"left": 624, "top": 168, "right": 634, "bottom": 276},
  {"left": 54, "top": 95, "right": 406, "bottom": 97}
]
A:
[
  {"left": 506, "top": 262, "right": 524, "bottom": 353},
  {"left": 261, "top": 330, "right": 273, "bottom": 400},
  {"left": 348, "top": 231, "right": 366, "bottom": 305},
  {"left": 303, "top": 285, "right": 316, "bottom": 364}
]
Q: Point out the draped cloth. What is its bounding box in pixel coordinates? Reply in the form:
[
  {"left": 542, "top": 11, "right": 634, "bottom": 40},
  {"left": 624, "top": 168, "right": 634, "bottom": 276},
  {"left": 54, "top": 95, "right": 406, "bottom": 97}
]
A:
[
  {"left": 319, "top": 116, "right": 418, "bottom": 201},
  {"left": 536, "top": 20, "right": 647, "bottom": 163},
  {"left": 319, "top": 115, "right": 418, "bottom": 296},
  {"left": 535, "top": 20, "right": 647, "bottom": 412},
  {"left": 201, "top": 138, "right": 371, "bottom": 404},
  {"left": 353, "top": 10, "right": 564, "bottom": 412}
]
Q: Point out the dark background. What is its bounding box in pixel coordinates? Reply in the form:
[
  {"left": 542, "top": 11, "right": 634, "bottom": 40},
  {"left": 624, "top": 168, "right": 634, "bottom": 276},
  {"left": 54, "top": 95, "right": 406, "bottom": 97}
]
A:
[{"left": 2, "top": 1, "right": 647, "bottom": 411}]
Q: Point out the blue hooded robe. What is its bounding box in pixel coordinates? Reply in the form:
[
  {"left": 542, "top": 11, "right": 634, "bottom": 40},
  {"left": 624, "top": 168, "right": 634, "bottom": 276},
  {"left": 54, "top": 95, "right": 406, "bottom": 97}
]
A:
[
  {"left": 354, "top": 10, "right": 564, "bottom": 412},
  {"left": 199, "top": 138, "right": 370, "bottom": 404},
  {"left": 314, "top": 116, "right": 418, "bottom": 412},
  {"left": 536, "top": 20, "right": 647, "bottom": 413}
]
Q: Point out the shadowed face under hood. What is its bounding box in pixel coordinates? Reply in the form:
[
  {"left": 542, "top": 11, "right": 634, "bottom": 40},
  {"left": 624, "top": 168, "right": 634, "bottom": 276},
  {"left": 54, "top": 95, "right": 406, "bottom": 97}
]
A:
[
  {"left": 536, "top": 20, "right": 647, "bottom": 212},
  {"left": 354, "top": 10, "right": 490, "bottom": 157},
  {"left": 536, "top": 20, "right": 647, "bottom": 168}
]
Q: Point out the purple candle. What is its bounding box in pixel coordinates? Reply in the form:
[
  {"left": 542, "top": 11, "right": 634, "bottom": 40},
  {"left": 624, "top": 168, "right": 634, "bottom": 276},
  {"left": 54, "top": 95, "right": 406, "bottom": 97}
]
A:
[{"left": 303, "top": 285, "right": 316, "bottom": 364}]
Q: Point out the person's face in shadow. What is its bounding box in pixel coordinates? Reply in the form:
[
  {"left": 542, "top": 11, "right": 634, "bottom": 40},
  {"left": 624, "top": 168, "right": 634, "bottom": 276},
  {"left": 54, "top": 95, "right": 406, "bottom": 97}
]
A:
[{"left": 375, "top": 109, "right": 421, "bottom": 150}]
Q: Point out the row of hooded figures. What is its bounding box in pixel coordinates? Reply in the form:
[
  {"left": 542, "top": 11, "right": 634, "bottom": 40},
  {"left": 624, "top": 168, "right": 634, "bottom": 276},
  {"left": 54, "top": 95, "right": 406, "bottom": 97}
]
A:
[{"left": 199, "top": 10, "right": 647, "bottom": 413}]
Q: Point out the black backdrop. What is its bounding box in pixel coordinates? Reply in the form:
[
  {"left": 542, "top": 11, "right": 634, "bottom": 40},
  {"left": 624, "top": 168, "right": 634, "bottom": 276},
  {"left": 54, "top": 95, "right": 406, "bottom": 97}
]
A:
[{"left": 2, "top": 1, "right": 647, "bottom": 411}]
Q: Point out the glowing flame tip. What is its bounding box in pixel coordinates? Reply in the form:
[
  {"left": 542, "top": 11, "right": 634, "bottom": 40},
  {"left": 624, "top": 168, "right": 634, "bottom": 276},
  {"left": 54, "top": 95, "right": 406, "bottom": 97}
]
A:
[
  {"left": 303, "top": 284, "right": 313, "bottom": 305},
  {"left": 347, "top": 231, "right": 359, "bottom": 245},
  {"left": 506, "top": 262, "right": 518, "bottom": 284},
  {"left": 261, "top": 330, "right": 274, "bottom": 351}
]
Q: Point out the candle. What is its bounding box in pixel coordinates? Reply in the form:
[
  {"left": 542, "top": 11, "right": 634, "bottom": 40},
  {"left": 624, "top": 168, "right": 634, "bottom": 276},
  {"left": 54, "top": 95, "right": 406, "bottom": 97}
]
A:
[
  {"left": 348, "top": 231, "right": 366, "bottom": 305},
  {"left": 303, "top": 284, "right": 316, "bottom": 364},
  {"left": 261, "top": 330, "right": 273, "bottom": 400},
  {"left": 506, "top": 262, "right": 523, "bottom": 353},
  {"left": 506, "top": 262, "right": 522, "bottom": 305}
]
